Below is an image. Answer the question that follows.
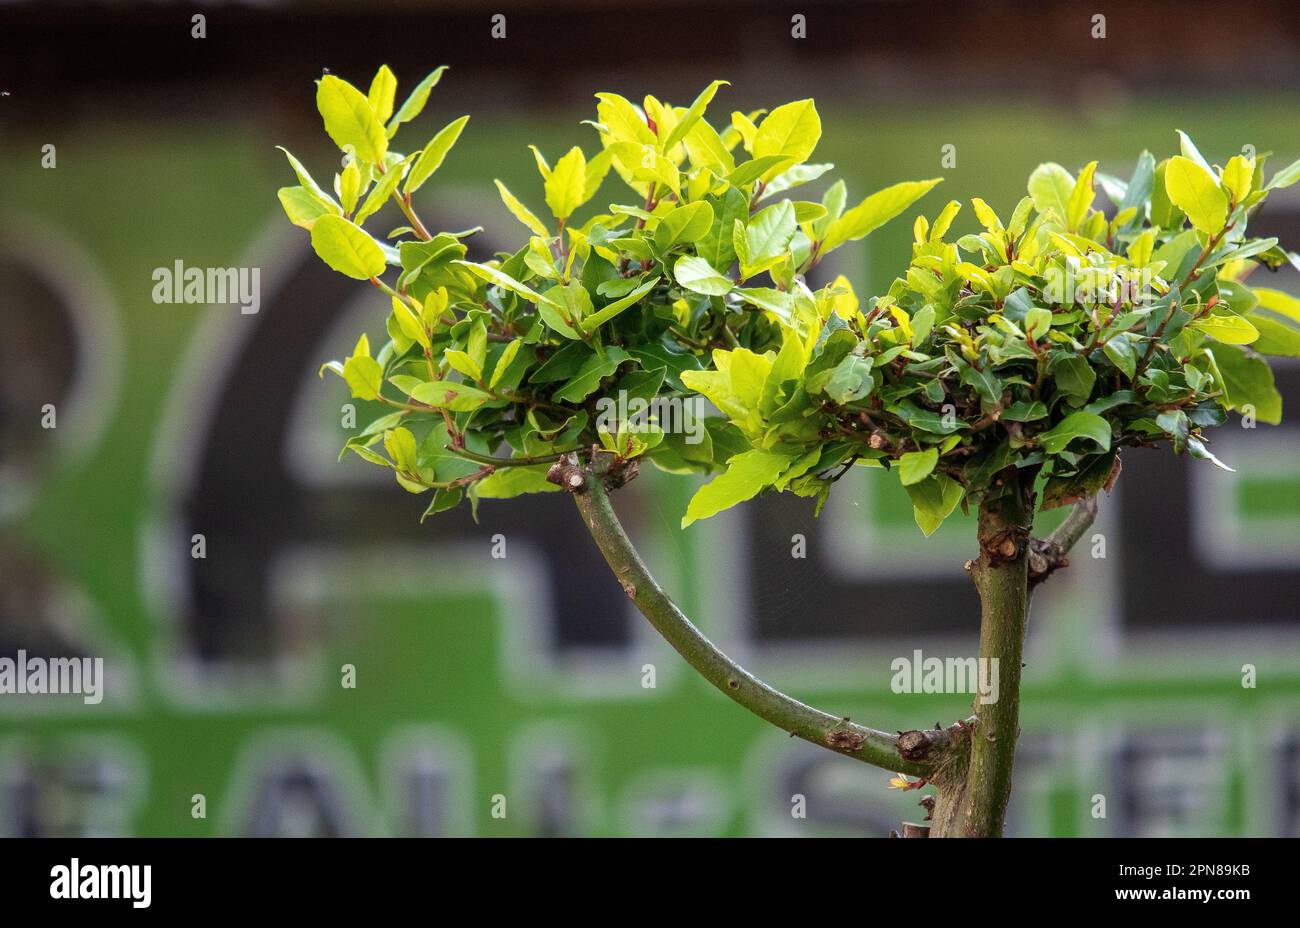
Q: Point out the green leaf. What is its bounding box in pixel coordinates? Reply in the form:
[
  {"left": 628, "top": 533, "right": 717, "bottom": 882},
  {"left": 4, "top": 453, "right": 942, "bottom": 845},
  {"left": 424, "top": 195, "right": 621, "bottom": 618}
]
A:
[
  {"left": 405, "top": 115, "right": 470, "bottom": 196},
  {"left": 1041, "top": 451, "right": 1116, "bottom": 510},
  {"left": 1118, "top": 151, "right": 1156, "bottom": 220},
  {"left": 682, "top": 449, "right": 795, "bottom": 527},
  {"left": 674, "top": 255, "right": 734, "bottom": 296},
  {"left": 473, "top": 465, "right": 560, "bottom": 499},
  {"left": 1248, "top": 287, "right": 1300, "bottom": 356},
  {"left": 493, "top": 180, "right": 550, "bottom": 236},
  {"left": 1066, "top": 160, "right": 1097, "bottom": 232},
  {"left": 553, "top": 347, "right": 631, "bottom": 402},
  {"left": 1210, "top": 345, "right": 1282, "bottom": 423},
  {"left": 276, "top": 146, "right": 341, "bottom": 213},
  {"left": 383, "top": 426, "right": 418, "bottom": 472},
  {"left": 544, "top": 146, "right": 588, "bottom": 221},
  {"left": 1189, "top": 312, "right": 1259, "bottom": 345},
  {"left": 489, "top": 338, "right": 524, "bottom": 390},
  {"left": 310, "top": 214, "right": 387, "bottom": 279},
  {"left": 726, "top": 155, "right": 795, "bottom": 188},
  {"left": 367, "top": 65, "right": 397, "bottom": 125},
  {"left": 753, "top": 100, "right": 821, "bottom": 177},
  {"left": 662, "top": 79, "right": 729, "bottom": 149},
  {"left": 582, "top": 278, "right": 658, "bottom": 331},
  {"left": 1050, "top": 354, "right": 1097, "bottom": 406},
  {"left": 1176, "top": 130, "right": 1214, "bottom": 176},
  {"left": 1038, "top": 411, "right": 1112, "bottom": 454},
  {"left": 697, "top": 187, "right": 747, "bottom": 272},
  {"left": 898, "top": 447, "right": 939, "bottom": 486},
  {"left": 454, "top": 259, "right": 542, "bottom": 301},
  {"left": 682, "top": 348, "right": 771, "bottom": 433},
  {"left": 958, "top": 362, "right": 1002, "bottom": 410},
  {"left": 278, "top": 186, "right": 334, "bottom": 229},
  {"left": 734, "top": 287, "right": 793, "bottom": 321},
  {"left": 1149, "top": 159, "right": 1185, "bottom": 229},
  {"left": 538, "top": 282, "right": 592, "bottom": 339},
  {"left": 391, "top": 296, "right": 430, "bottom": 349},
  {"left": 1266, "top": 157, "right": 1300, "bottom": 191},
  {"left": 342, "top": 334, "right": 382, "bottom": 400},
  {"left": 744, "top": 200, "right": 797, "bottom": 266},
  {"left": 354, "top": 153, "right": 415, "bottom": 225},
  {"left": 654, "top": 201, "right": 715, "bottom": 252},
  {"left": 1102, "top": 332, "right": 1138, "bottom": 378},
  {"left": 316, "top": 74, "right": 388, "bottom": 163},
  {"left": 444, "top": 349, "right": 482, "bottom": 382},
  {"left": 386, "top": 66, "right": 448, "bottom": 137},
  {"left": 1027, "top": 162, "right": 1074, "bottom": 222},
  {"left": 821, "top": 178, "right": 942, "bottom": 253},
  {"left": 824, "top": 354, "right": 875, "bottom": 404},
  {"left": 594, "top": 92, "right": 656, "bottom": 146},
  {"left": 1220, "top": 154, "right": 1254, "bottom": 203},
  {"left": 904, "top": 473, "right": 964, "bottom": 536},
  {"left": 1164, "top": 156, "right": 1228, "bottom": 236},
  {"left": 892, "top": 399, "right": 961, "bottom": 434},
  {"left": 408, "top": 379, "right": 493, "bottom": 411}
]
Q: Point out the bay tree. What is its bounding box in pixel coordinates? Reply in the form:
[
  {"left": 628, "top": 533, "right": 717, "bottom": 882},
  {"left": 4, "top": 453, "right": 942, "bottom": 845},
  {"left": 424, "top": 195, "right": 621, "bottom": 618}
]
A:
[{"left": 278, "top": 66, "right": 1297, "bottom": 837}]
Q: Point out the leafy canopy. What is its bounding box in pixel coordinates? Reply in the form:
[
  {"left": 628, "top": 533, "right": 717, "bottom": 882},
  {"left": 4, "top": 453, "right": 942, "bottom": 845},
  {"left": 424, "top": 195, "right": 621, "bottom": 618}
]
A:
[{"left": 280, "top": 66, "right": 1296, "bottom": 534}]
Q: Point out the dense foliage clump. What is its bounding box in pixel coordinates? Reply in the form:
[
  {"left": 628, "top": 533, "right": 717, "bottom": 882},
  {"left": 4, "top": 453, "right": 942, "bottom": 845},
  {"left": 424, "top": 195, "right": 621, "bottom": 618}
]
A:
[{"left": 279, "top": 67, "right": 1297, "bottom": 533}]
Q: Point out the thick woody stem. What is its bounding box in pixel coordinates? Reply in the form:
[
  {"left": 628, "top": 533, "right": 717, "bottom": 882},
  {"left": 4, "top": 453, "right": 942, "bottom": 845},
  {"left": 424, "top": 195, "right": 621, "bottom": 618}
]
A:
[
  {"left": 553, "top": 450, "right": 967, "bottom": 779},
  {"left": 938, "top": 475, "right": 1036, "bottom": 837}
]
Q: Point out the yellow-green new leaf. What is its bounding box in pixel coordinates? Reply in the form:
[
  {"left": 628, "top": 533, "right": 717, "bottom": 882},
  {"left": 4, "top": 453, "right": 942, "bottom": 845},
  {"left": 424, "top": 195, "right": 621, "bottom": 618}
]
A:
[
  {"left": 316, "top": 74, "right": 388, "bottom": 163},
  {"left": 1249, "top": 287, "right": 1300, "bottom": 356},
  {"left": 752, "top": 99, "right": 821, "bottom": 179},
  {"left": 674, "top": 255, "right": 734, "bottom": 296},
  {"left": 493, "top": 180, "right": 549, "bottom": 236},
  {"left": 405, "top": 115, "right": 470, "bottom": 196},
  {"left": 390, "top": 296, "right": 430, "bottom": 349},
  {"left": 384, "top": 426, "right": 419, "bottom": 472},
  {"left": 278, "top": 186, "right": 333, "bottom": 229},
  {"left": 821, "top": 178, "right": 942, "bottom": 253},
  {"left": 342, "top": 334, "right": 382, "bottom": 400},
  {"left": 454, "top": 259, "right": 542, "bottom": 302},
  {"left": 545, "top": 146, "right": 588, "bottom": 221},
  {"left": 367, "top": 65, "right": 397, "bottom": 125},
  {"left": 654, "top": 201, "right": 714, "bottom": 252},
  {"left": 905, "top": 473, "right": 964, "bottom": 536},
  {"left": 682, "top": 449, "right": 795, "bottom": 527},
  {"left": 386, "top": 66, "right": 448, "bottom": 137},
  {"left": 1066, "top": 160, "right": 1098, "bottom": 232},
  {"left": 663, "top": 79, "right": 729, "bottom": 149},
  {"left": 1189, "top": 312, "right": 1259, "bottom": 345},
  {"left": 276, "top": 146, "right": 341, "bottom": 213},
  {"left": 1220, "top": 154, "right": 1255, "bottom": 204},
  {"left": 594, "top": 92, "right": 656, "bottom": 146},
  {"left": 355, "top": 154, "right": 414, "bottom": 225},
  {"left": 582, "top": 278, "right": 658, "bottom": 331},
  {"left": 489, "top": 338, "right": 523, "bottom": 390},
  {"left": 1265, "top": 158, "right": 1300, "bottom": 191},
  {"left": 898, "top": 447, "right": 939, "bottom": 486},
  {"left": 1165, "top": 155, "right": 1228, "bottom": 236},
  {"left": 1027, "top": 162, "right": 1074, "bottom": 223},
  {"left": 311, "top": 214, "right": 387, "bottom": 279}
]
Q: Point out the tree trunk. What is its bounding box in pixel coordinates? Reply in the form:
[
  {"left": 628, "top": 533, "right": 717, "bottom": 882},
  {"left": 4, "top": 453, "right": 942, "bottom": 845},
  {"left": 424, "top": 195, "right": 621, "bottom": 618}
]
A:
[{"left": 928, "top": 477, "right": 1034, "bottom": 837}]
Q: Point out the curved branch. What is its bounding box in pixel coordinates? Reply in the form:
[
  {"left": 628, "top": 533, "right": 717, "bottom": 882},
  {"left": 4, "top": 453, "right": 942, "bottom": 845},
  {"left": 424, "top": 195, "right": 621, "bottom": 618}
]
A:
[
  {"left": 1027, "top": 496, "right": 1099, "bottom": 588},
  {"left": 556, "top": 451, "right": 960, "bottom": 777}
]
